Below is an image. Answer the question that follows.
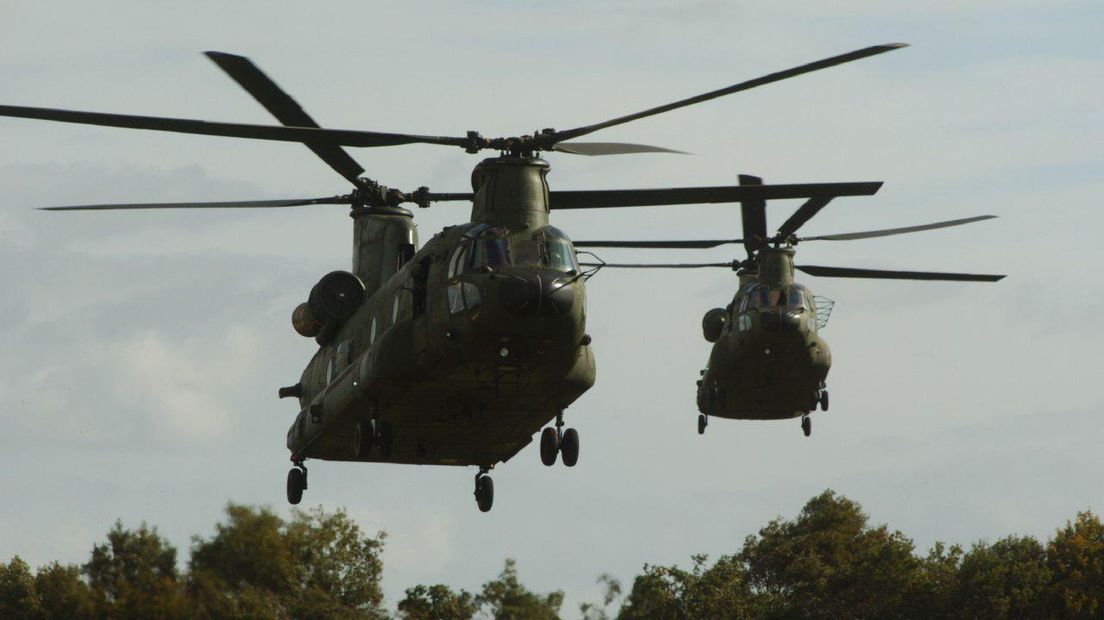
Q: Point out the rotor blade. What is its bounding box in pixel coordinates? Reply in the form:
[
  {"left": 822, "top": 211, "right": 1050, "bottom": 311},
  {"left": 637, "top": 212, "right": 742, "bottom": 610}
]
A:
[
  {"left": 549, "top": 181, "right": 882, "bottom": 209},
  {"left": 775, "top": 195, "right": 834, "bottom": 239},
  {"left": 424, "top": 192, "right": 474, "bottom": 202},
  {"left": 579, "top": 262, "right": 733, "bottom": 269},
  {"left": 574, "top": 239, "right": 740, "bottom": 249},
  {"left": 796, "top": 265, "right": 1005, "bottom": 282},
  {"left": 39, "top": 195, "right": 351, "bottom": 211},
  {"left": 205, "top": 51, "right": 365, "bottom": 185},
  {"left": 550, "top": 142, "right": 688, "bottom": 156},
  {"left": 0, "top": 104, "right": 470, "bottom": 148},
  {"left": 800, "top": 215, "right": 998, "bottom": 241},
  {"left": 545, "top": 43, "right": 908, "bottom": 145},
  {"left": 739, "top": 174, "right": 767, "bottom": 258}
]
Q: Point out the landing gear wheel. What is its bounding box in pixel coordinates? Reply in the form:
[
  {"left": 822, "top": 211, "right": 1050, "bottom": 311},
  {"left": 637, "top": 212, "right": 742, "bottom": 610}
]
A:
[
  {"left": 698, "top": 414, "right": 708, "bottom": 435},
  {"left": 377, "top": 421, "right": 394, "bottom": 459},
  {"left": 560, "top": 428, "right": 580, "bottom": 467},
  {"left": 354, "top": 420, "right": 375, "bottom": 459},
  {"left": 539, "top": 427, "right": 559, "bottom": 466},
  {"left": 819, "top": 390, "right": 829, "bottom": 412},
  {"left": 474, "top": 474, "right": 494, "bottom": 512},
  {"left": 801, "top": 415, "right": 812, "bottom": 437},
  {"left": 287, "top": 466, "right": 306, "bottom": 505}
]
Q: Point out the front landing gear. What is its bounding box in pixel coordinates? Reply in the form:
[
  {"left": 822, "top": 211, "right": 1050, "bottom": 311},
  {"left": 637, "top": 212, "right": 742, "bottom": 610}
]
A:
[
  {"left": 474, "top": 467, "right": 494, "bottom": 513},
  {"left": 801, "top": 415, "right": 812, "bottom": 437},
  {"left": 287, "top": 460, "right": 308, "bottom": 505},
  {"left": 539, "top": 412, "right": 580, "bottom": 467},
  {"left": 698, "top": 414, "right": 708, "bottom": 435}
]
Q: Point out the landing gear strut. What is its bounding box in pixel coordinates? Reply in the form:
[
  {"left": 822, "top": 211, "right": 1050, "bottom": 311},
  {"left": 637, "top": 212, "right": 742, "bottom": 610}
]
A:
[
  {"left": 474, "top": 467, "right": 494, "bottom": 512},
  {"left": 539, "top": 411, "right": 580, "bottom": 467},
  {"left": 287, "top": 460, "right": 308, "bottom": 505}
]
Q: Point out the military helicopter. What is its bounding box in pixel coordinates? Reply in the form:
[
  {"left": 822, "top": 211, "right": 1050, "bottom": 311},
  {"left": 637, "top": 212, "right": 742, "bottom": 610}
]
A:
[
  {"left": 576, "top": 174, "right": 1004, "bottom": 438},
  {"left": 1, "top": 44, "right": 909, "bottom": 511}
]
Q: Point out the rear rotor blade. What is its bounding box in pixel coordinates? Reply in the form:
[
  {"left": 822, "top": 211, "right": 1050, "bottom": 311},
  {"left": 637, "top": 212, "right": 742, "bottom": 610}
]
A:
[
  {"left": 574, "top": 239, "right": 740, "bottom": 249},
  {"left": 579, "top": 262, "right": 734, "bottom": 269},
  {"left": 545, "top": 43, "right": 908, "bottom": 145},
  {"left": 0, "top": 104, "right": 469, "bottom": 148},
  {"left": 549, "top": 181, "right": 881, "bottom": 209},
  {"left": 796, "top": 265, "right": 1005, "bottom": 282},
  {"left": 550, "top": 142, "right": 688, "bottom": 156},
  {"left": 205, "top": 51, "right": 365, "bottom": 185},
  {"left": 39, "top": 195, "right": 351, "bottom": 211},
  {"left": 800, "top": 215, "right": 997, "bottom": 241}
]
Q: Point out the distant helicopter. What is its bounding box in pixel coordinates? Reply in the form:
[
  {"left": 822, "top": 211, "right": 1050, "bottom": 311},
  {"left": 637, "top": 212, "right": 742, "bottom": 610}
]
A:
[
  {"left": 577, "top": 174, "right": 1004, "bottom": 437},
  {"left": 1, "top": 44, "right": 909, "bottom": 510}
]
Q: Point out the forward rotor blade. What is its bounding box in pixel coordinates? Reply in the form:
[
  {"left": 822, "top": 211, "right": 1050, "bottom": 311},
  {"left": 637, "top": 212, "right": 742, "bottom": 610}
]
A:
[
  {"left": 739, "top": 174, "right": 767, "bottom": 257},
  {"left": 775, "top": 195, "right": 834, "bottom": 239},
  {"left": 205, "top": 51, "right": 365, "bottom": 185},
  {"left": 545, "top": 43, "right": 908, "bottom": 145},
  {"left": 550, "top": 142, "right": 688, "bottom": 156},
  {"left": 0, "top": 104, "right": 469, "bottom": 148},
  {"left": 579, "top": 262, "right": 734, "bottom": 269},
  {"left": 796, "top": 265, "right": 1005, "bottom": 282},
  {"left": 549, "top": 181, "right": 882, "bottom": 209},
  {"left": 39, "top": 195, "right": 351, "bottom": 211},
  {"left": 574, "top": 239, "right": 740, "bottom": 249},
  {"left": 800, "top": 215, "right": 998, "bottom": 241}
]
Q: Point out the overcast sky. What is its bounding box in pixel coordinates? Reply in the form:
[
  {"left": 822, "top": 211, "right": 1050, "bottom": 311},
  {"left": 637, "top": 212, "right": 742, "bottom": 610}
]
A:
[{"left": 1, "top": 1, "right": 1102, "bottom": 616}]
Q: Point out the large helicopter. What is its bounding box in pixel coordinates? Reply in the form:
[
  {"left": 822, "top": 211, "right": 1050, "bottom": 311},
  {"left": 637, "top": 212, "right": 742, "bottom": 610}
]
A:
[
  {"left": 576, "top": 174, "right": 1004, "bottom": 437},
  {"left": 1, "top": 44, "right": 909, "bottom": 511}
]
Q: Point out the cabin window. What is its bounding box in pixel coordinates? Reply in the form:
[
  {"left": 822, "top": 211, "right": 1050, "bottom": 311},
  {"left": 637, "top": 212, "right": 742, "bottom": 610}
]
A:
[
  {"left": 448, "top": 242, "right": 471, "bottom": 277},
  {"left": 448, "top": 282, "right": 480, "bottom": 314},
  {"left": 510, "top": 226, "right": 579, "bottom": 273},
  {"left": 470, "top": 228, "right": 510, "bottom": 272}
]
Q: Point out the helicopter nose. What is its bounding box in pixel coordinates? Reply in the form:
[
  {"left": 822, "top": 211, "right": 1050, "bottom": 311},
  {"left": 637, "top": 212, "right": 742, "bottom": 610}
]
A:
[
  {"left": 499, "top": 273, "right": 575, "bottom": 317},
  {"left": 760, "top": 309, "right": 802, "bottom": 334}
]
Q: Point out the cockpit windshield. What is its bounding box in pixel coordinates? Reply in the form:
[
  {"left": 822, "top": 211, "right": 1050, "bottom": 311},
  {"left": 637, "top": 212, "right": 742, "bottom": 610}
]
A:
[
  {"left": 744, "top": 284, "right": 809, "bottom": 310},
  {"left": 470, "top": 228, "right": 510, "bottom": 272},
  {"left": 511, "top": 226, "right": 578, "bottom": 273}
]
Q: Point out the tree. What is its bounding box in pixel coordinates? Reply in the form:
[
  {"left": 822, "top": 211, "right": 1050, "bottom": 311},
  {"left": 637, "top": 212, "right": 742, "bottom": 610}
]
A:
[
  {"left": 33, "top": 562, "right": 93, "bottom": 620},
  {"left": 580, "top": 574, "right": 621, "bottom": 620},
  {"left": 397, "top": 584, "right": 477, "bottom": 620},
  {"left": 477, "top": 559, "right": 563, "bottom": 620},
  {"left": 617, "top": 556, "right": 753, "bottom": 620},
  {"left": 951, "top": 536, "right": 1049, "bottom": 618},
  {"left": 82, "top": 521, "right": 184, "bottom": 618},
  {"left": 0, "top": 557, "right": 39, "bottom": 620},
  {"left": 1046, "top": 510, "right": 1104, "bottom": 617}
]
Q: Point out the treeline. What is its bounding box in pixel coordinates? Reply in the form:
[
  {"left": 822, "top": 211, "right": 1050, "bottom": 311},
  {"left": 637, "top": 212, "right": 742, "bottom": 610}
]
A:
[{"left": 1, "top": 491, "right": 1101, "bottom": 619}]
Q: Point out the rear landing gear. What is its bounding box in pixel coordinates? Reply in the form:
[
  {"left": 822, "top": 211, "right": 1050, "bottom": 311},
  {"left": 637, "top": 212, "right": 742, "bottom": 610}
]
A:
[
  {"left": 539, "top": 412, "right": 579, "bottom": 467},
  {"left": 474, "top": 467, "right": 494, "bottom": 513},
  {"left": 801, "top": 415, "right": 812, "bottom": 437},
  {"left": 819, "top": 390, "right": 829, "bottom": 412},
  {"left": 287, "top": 460, "right": 307, "bottom": 505},
  {"left": 698, "top": 414, "right": 708, "bottom": 435}
]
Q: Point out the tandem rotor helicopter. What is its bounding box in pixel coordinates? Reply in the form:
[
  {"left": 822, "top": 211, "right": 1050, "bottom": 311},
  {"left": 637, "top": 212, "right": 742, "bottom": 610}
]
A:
[
  {"left": 575, "top": 175, "right": 1004, "bottom": 439},
  {"left": 0, "top": 42, "right": 1000, "bottom": 512}
]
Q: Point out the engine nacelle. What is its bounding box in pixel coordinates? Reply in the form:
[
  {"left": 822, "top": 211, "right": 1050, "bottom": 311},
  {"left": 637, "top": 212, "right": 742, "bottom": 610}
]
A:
[
  {"left": 291, "top": 271, "right": 366, "bottom": 339},
  {"left": 702, "top": 307, "right": 727, "bottom": 343}
]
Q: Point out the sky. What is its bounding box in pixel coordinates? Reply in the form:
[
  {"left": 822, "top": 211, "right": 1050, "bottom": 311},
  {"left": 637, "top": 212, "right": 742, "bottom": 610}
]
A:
[{"left": 1, "top": 1, "right": 1102, "bottom": 616}]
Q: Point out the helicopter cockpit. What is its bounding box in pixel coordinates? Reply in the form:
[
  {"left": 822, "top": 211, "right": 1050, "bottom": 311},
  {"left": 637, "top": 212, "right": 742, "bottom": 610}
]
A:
[
  {"left": 453, "top": 224, "right": 579, "bottom": 275},
  {"left": 742, "top": 283, "right": 811, "bottom": 311}
]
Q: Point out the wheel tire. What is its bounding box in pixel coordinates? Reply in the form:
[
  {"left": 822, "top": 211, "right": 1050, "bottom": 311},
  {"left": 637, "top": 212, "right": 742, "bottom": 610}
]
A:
[
  {"left": 819, "top": 391, "right": 829, "bottom": 412},
  {"left": 802, "top": 417, "right": 812, "bottom": 437},
  {"left": 354, "top": 421, "right": 375, "bottom": 459},
  {"left": 287, "top": 468, "right": 305, "bottom": 505},
  {"left": 377, "top": 421, "right": 394, "bottom": 459},
  {"left": 560, "top": 428, "right": 580, "bottom": 467},
  {"left": 698, "top": 414, "right": 707, "bottom": 435},
  {"left": 539, "top": 427, "right": 559, "bottom": 466},
  {"left": 475, "top": 476, "right": 494, "bottom": 513}
]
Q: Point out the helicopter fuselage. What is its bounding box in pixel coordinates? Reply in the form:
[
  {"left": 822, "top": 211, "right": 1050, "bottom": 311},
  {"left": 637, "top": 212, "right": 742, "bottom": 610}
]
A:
[
  {"left": 286, "top": 157, "right": 596, "bottom": 468},
  {"left": 696, "top": 248, "right": 831, "bottom": 420}
]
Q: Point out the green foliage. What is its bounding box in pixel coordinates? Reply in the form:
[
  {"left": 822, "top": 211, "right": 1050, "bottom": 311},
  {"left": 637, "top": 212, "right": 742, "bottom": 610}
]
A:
[
  {"left": 1047, "top": 510, "right": 1104, "bottom": 617},
  {"left": 476, "top": 559, "right": 563, "bottom": 620},
  {"left": 2, "top": 493, "right": 1103, "bottom": 619},
  {"left": 397, "top": 584, "right": 477, "bottom": 620}
]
